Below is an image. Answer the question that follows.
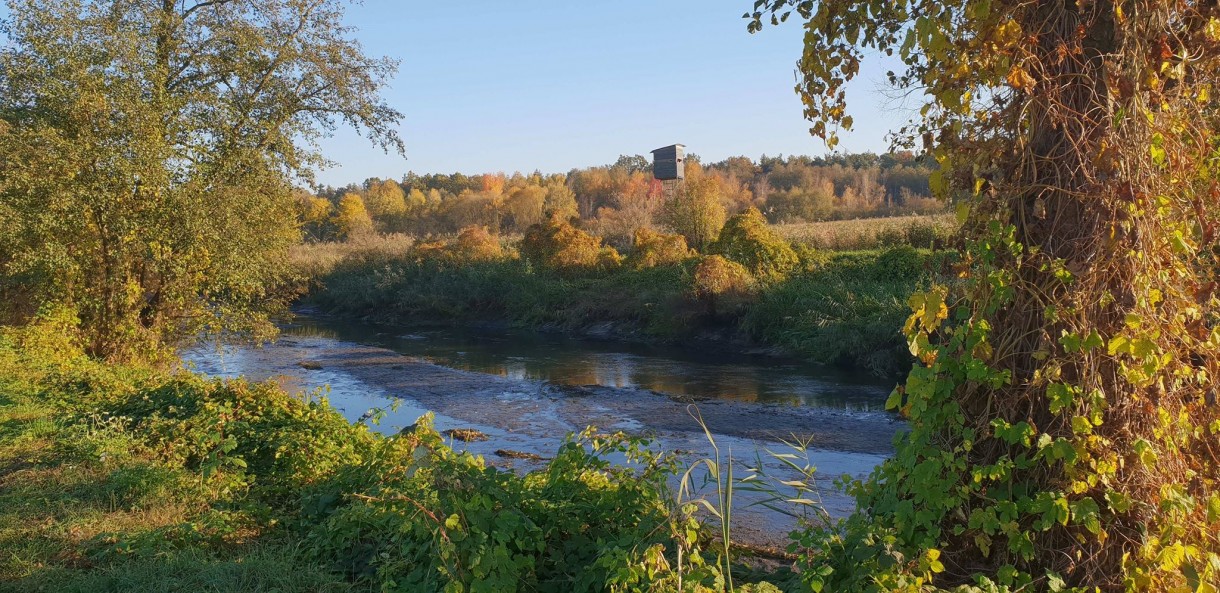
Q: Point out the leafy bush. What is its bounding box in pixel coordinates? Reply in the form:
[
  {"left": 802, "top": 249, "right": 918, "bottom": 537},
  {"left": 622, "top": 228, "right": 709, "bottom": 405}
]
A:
[
  {"left": 447, "top": 225, "right": 506, "bottom": 262},
  {"left": 627, "top": 228, "right": 694, "bottom": 269},
  {"left": 521, "top": 215, "right": 621, "bottom": 276},
  {"left": 709, "top": 208, "right": 799, "bottom": 281},
  {"left": 690, "top": 255, "right": 756, "bottom": 317},
  {"left": 874, "top": 245, "right": 923, "bottom": 280}
]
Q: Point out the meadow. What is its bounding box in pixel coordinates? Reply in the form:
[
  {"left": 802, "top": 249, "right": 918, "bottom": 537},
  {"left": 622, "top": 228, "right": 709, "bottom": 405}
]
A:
[{"left": 773, "top": 213, "right": 957, "bottom": 251}]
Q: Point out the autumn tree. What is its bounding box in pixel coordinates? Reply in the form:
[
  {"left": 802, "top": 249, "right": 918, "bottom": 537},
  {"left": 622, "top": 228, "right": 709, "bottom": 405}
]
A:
[
  {"left": 295, "top": 191, "right": 335, "bottom": 242},
  {"left": 334, "top": 193, "right": 374, "bottom": 239},
  {"left": 363, "top": 179, "right": 408, "bottom": 220},
  {"left": 0, "top": 0, "right": 402, "bottom": 360},
  {"left": 660, "top": 177, "right": 727, "bottom": 252},
  {"left": 752, "top": 0, "right": 1220, "bottom": 590},
  {"left": 503, "top": 183, "right": 547, "bottom": 233}
]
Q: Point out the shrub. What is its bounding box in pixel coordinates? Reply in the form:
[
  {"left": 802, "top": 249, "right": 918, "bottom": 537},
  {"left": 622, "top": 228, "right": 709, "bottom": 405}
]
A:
[
  {"left": 410, "top": 238, "right": 449, "bottom": 262},
  {"left": 873, "top": 245, "right": 923, "bottom": 281},
  {"left": 627, "top": 228, "right": 694, "bottom": 269},
  {"left": 689, "top": 255, "right": 756, "bottom": 317},
  {"left": 447, "top": 225, "right": 505, "bottom": 263},
  {"left": 520, "top": 215, "right": 621, "bottom": 276},
  {"left": 708, "top": 208, "right": 799, "bottom": 281}
]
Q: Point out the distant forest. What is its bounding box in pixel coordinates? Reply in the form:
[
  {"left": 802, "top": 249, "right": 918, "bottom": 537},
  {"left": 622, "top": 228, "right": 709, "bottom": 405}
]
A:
[{"left": 302, "top": 152, "right": 939, "bottom": 245}]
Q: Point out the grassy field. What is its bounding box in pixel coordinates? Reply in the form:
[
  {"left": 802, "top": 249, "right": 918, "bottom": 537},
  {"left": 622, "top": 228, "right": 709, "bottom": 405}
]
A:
[{"left": 774, "top": 213, "right": 957, "bottom": 251}]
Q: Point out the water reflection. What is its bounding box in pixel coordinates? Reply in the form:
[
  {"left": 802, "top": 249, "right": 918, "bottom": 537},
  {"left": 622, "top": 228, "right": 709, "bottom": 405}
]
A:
[{"left": 279, "top": 315, "right": 894, "bottom": 411}]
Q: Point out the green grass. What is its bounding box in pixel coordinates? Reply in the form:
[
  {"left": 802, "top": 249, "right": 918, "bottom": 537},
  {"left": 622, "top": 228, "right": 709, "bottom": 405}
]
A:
[{"left": 742, "top": 248, "right": 948, "bottom": 377}]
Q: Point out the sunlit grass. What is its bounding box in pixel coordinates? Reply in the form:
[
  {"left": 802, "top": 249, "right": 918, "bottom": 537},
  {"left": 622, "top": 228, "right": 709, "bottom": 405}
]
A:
[{"left": 774, "top": 213, "right": 957, "bottom": 251}]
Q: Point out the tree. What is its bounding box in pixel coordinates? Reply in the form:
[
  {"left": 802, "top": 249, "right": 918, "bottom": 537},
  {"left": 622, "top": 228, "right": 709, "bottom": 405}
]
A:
[
  {"left": 752, "top": 1, "right": 1220, "bottom": 590},
  {"left": 503, "top": 183, "right": 546, "bottom": 233},
  {"left": 660, "top": 178, "right": 726, "bottom": 252},
  {"left": 0, "top": 0, "right": 402, "bottom": 360},
  {"left": 334, "top": 193, "right": 374, "bottom": 239},
  {"left": 363, "top": 179, "right": 408, "bottom": 220},
  {"left": 542, "top": 177, "right": 579, "bottom": 218},
  {"left": 611, "top": 154, "right": 651, "bottom": 174},
  {"left": 295, "top": 191, "right": 335, "bottom": 242}
]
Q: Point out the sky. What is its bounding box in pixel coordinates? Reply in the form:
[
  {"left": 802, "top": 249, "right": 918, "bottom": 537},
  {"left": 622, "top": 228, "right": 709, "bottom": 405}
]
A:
[
  {"left": 319, "top": 0, "right": 914, "bottom": 187},
  {"left": 0, "top": 1, "right": 916, "bottom": 187}
]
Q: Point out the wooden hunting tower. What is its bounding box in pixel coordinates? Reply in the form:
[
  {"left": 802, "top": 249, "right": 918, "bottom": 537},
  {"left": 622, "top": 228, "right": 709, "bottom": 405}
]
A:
[{"left": 651, "top": 144, "right": 685, "bottom": 180}]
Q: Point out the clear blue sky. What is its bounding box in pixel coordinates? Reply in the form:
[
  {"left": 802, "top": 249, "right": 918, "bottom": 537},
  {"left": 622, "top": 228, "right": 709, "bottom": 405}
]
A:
[{"left": 321, "top": 0, "right": 912, "bottom": 187}]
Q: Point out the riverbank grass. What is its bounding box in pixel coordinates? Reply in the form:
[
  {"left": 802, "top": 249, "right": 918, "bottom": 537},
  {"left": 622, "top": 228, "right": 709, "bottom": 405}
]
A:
[{"left": 305, "top": 240, "right": 950, "bottom": 376}]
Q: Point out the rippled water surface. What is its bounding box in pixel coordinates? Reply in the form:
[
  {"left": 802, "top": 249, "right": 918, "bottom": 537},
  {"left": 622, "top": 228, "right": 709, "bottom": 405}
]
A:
[{"left": 265, "top": 315, "right": 893, "bottom": 411}]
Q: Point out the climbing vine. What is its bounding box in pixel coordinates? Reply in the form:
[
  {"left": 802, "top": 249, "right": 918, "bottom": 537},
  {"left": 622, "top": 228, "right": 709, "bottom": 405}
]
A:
[{"left": 751, "top": 0, "right": 1220, "bottom": 590}]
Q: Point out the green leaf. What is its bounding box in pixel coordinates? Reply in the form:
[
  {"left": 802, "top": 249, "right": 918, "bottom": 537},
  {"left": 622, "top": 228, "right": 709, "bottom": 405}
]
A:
[
  {"left": 1070, "top": 497, "right": 1101, "bottom": 534},
  {"left": 1047, "top": 383, "right": 1077, "bottom": 415},
  {"left": 886, "top": 388, "right": 903, "bottom": 410}
]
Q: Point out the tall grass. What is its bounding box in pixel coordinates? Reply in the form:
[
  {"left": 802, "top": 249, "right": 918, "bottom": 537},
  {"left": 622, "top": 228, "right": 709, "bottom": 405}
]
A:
[
  {"left": 288, "top": 233, "right": 416, "bottom": 281},
  {"left": 742, "top": 248, "right": 945, "bottom": 376},
  {"left": 775, "top": 213, "right": 957, "bottom": 251}
]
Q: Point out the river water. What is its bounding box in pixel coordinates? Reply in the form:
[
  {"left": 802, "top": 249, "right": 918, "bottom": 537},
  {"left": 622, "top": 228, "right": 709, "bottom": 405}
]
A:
[{"left": 182, "top": 313, "right": 903, "bottom": 548}]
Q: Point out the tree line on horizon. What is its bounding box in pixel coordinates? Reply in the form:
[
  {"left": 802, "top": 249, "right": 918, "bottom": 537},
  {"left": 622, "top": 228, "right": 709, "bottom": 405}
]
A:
[{"left": 298, "top": 151, "right": 940, "bottom": 245}]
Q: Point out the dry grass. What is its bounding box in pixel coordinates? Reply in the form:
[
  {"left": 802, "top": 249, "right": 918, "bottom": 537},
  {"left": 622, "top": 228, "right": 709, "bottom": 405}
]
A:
[
  {"left": 774, "top": 213, "right": 957, "bottom": 251},
  {"left": 288, "top": 232, "right": 415, "bottom": 278}
]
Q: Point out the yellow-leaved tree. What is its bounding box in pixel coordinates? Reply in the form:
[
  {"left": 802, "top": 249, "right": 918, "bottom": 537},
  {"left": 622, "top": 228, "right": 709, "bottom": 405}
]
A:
[{"left": 0, "top": 0, "right": 403, "bottom": 360}]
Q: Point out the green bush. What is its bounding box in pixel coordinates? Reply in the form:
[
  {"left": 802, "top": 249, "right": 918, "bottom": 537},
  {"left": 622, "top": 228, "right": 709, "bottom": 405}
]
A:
[
  {"left": 874, "top": 245, "right": 923, "bottom": 280},
  {"left": 709, "top": 208, "right": 799, "bottom": 281},
  {"left": 742, "top": 249, "right": 951, "bottom": 376},
  {"left": 520, "top": 215, "right": 621, "bottom": 276}
]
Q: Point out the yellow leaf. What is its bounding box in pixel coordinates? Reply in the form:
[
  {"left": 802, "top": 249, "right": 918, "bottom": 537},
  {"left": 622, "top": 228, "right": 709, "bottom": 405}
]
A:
[{"left": 1007, "top": 66, "right": 1036, "bottom": 93}]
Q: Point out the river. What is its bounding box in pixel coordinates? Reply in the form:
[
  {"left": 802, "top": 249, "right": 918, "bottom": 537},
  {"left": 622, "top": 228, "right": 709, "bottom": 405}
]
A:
[{"left": 182, "top": 312, "right": 904, "bottom": 549}]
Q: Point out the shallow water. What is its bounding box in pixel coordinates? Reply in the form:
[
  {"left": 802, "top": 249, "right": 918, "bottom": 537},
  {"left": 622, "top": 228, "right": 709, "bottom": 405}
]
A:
[
  {"left": 182, "top": 313, "right": 902, "bottom": 548},
  {"left": 273, "top": 315, "right": 893, "bottom": 411}
]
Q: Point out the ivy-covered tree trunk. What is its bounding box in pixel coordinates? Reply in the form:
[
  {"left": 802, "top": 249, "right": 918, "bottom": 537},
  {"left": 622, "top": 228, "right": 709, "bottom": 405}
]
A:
[{"left": 752, "top": 0, "right": 1220, "bottom": 590}]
